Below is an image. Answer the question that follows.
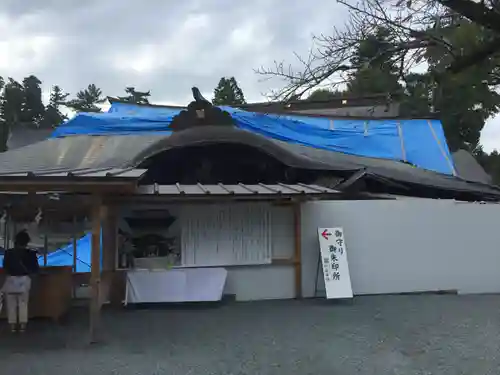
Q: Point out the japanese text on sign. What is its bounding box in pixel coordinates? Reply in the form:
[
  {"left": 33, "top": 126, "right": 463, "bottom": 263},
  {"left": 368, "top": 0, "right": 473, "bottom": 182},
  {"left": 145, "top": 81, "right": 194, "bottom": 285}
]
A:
[{"left": 318, "top": 227, "right": 353, "bottom": 299}]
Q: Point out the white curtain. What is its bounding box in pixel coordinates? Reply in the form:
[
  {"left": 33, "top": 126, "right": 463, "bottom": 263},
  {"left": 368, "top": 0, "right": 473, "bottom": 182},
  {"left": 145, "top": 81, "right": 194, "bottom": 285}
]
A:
[{"left": 181, "top": 203, "right": 272, "bottom": 266}]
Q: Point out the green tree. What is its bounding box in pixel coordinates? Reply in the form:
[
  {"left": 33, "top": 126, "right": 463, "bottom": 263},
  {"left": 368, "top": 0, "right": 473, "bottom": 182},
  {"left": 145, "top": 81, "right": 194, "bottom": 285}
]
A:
[
  {"left": 398, "top": 20, "right": 500, "bottom": 151},
  {"left": 212, "top": 77, "right": 246, "bottom": 106},
  {"left": 42, "top": 85, "right": 70, "bottom": 128},
  {"left": 429, "top": 21, "right": 499, "bottom": 151},
  {"left": 346, "top": 28, "right": 404, "bottom": 96},
  {"left": 0, "top": 78, "right": 23, "bottom": 152},
  {"left": 21, "top": 75, "right": 45, "bottom": 126},
  {"left": 118, "top": 87, "right": 151, "bottom": 104},
  {"left": 65, "top": 84, "right": 104, "bottom": 112},
  {"left": 307, "top": 89, "right": 343, "bottom": 101},
  {"left": 399, "top": 73, "right": 433, "bottom": 117},
  {"left": 1, "top": 78, "right": 24, "bottom": 126}
]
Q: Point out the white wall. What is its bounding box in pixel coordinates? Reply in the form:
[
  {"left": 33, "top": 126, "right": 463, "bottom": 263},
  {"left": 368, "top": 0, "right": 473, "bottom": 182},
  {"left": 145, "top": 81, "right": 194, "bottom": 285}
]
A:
[
  {"left": 225, "top": 266, "right": 295, "bottom": 301},
  {"left": 301, "top": 199, "right": 500, "bottom": 297},
  {"left": 224, "top": 205, "right": 295, "bottom": 301}
]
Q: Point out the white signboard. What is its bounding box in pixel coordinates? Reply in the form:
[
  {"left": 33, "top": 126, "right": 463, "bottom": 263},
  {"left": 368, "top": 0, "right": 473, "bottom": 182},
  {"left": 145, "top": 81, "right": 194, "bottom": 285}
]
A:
[{"left": 318, "top": 227, "right": 353, "bottom": 299}]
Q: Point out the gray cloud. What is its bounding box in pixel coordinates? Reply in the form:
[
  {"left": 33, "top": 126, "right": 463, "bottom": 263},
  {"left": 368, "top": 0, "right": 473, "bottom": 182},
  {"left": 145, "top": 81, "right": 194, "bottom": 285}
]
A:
[{"left": 0, "top": 0, "right": 347, "bottom": 104}]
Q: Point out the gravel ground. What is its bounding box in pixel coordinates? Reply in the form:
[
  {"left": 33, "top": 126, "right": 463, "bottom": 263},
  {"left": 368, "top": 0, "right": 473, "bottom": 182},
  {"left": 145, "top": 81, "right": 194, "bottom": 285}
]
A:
[{"left": 1, "top": 295, "right": 500, "bottom": 375}]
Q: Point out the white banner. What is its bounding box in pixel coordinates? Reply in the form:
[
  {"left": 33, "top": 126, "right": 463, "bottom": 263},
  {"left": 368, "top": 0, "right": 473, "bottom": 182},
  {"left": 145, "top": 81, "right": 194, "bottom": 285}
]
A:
[{"left": 318, "top": 227, "right": 353, "bottom": 299}]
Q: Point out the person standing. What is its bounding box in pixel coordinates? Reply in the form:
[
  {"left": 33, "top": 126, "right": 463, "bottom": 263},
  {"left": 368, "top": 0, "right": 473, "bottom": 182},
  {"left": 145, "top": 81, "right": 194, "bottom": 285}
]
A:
[{"left": 2, "top": 230, "right": 39, "bottom": 333}]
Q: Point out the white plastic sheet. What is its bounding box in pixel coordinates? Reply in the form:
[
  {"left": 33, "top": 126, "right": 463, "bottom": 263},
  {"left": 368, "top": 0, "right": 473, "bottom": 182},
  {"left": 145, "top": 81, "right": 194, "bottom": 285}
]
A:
[{"left": 125, "top": 268, "right": 227, "bottom": 304}]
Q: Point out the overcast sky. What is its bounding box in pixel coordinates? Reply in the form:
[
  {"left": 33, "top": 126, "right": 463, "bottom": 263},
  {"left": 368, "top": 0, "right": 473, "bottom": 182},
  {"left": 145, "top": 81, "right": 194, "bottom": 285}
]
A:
[{"left": 0, "top": 0, "right": 499, "bottom": 152}]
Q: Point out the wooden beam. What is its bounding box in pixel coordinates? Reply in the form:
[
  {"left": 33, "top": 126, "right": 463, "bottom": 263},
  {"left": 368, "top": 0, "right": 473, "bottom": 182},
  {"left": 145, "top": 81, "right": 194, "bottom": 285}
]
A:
[
  {"left": 0, "top": 181, "right": 138, "bottom": 194},
  {"left": 89, "top": 197, "right": 105, "bottom": 344},
  {"left": 107, "top": 194, "right": 345, "bottom": 206},
  {"left": 0, "top": 194, "right": 93, "bottom": 222},
  {"left": 293, "top": 203, "right": 302, "bottom": 298}
]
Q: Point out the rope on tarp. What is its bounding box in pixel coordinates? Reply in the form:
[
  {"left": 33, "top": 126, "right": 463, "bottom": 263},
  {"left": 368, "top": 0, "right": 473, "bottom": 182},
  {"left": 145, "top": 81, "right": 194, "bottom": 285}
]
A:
[
  {"left": 427, "top": 120, "right": 457, "bottom": 176},
  {"left": 55, "top": 248, "right": 91, "bottom": 269},
  {"left": 396, "top": 120, "right": 407, "bottom": 162}
]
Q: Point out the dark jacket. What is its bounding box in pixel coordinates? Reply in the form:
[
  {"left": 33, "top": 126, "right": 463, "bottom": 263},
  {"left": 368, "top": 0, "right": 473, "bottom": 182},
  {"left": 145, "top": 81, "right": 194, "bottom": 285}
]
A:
[{"left": 2, "top": 247, "right": 40, "bottom": 276}]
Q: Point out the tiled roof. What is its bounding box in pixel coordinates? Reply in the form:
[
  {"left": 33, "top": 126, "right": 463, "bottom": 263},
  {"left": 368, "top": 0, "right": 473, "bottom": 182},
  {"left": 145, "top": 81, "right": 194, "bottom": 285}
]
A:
[
  {"left": 0, "top": 167, "right": 146, "bottom": 179},
  {"left": 137, "top": 183, "right": 339, "bottom": 196}
]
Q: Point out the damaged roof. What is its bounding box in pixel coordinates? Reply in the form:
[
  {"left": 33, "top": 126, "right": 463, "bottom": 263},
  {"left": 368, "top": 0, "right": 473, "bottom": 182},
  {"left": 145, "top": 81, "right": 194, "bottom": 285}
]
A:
[
  {"left": 452, "top": 149, "right": 492, "bottom": 185},
  {"left": 0, "top": 126, "right": 498, "bottom": 200}
]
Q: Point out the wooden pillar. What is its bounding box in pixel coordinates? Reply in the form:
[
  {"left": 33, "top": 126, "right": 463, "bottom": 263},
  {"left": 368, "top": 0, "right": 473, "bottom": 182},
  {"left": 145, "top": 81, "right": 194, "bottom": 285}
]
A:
[
  {"left": 72, "top": 216, "right": 78, "bottom": 273},
  {"left": 101, "top": 206, "right": 117, "bottom": 308},
  {"left": 72, "top": 216, "right": 78, "bottom": 298},
  {"left": 89, "top": 197, "right": 105, "bottom": 344},
  {"left": 43, "top": 234, "right": 48, "bottom": 266},
  {"left": 293, "top": 202, "right": 302, "bottom": 298},
  {"left": 3, "top": 212, "right": 7, "bottom": 249},
  {"left": 102, "top": 206, "right": 117, "bottom": 272},
  {"left": 5, "top": 211, "right": 10, "bottom": 248}
]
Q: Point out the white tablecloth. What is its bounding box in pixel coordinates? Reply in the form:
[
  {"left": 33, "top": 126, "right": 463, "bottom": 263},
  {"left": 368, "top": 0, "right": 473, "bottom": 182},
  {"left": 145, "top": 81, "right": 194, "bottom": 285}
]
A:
[{"left": 125, "top": 268, "right": 227, "bottom": 304}]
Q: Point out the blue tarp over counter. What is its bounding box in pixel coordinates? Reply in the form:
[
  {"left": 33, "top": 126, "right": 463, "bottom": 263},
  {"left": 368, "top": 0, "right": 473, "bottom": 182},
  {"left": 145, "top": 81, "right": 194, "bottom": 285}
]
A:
[
  {"left": 51, "top": 102, "right": 456, "bottom": 175},
  {"left": 0, "top": 233, "right": 101, "bottom": 273}
]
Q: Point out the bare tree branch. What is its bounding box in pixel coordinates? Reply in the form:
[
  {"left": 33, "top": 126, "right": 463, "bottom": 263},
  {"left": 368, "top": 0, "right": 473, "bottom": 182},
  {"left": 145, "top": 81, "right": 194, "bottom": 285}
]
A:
[
  {"left": 256, "top": 0, "right": 453, "bottom": 100},
  {"left": 256, "top": 0, "right": 500, "bottom": 100}
]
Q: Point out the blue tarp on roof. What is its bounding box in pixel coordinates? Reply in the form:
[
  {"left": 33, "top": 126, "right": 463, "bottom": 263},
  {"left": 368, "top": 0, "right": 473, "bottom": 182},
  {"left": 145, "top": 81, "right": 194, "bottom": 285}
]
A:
[
  {"left": 0, "top": 233, "right": 101, "bottom": 273},
  {"left": 50, "top": 102, "right": 455, "bottom": 175}
]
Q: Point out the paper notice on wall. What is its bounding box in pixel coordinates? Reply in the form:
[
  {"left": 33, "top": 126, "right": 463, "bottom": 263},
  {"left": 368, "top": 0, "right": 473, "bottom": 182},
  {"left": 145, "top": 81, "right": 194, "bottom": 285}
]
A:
[{"left": 318, "top": 227, "right": 353, "bottom": 299}]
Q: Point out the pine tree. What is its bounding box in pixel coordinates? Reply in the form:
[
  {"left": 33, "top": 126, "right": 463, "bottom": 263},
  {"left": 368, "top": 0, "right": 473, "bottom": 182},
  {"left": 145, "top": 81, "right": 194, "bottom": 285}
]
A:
[
  {"left": 42, "top": 85, "right": 69, "bottom": 128},
  {"left": 0, "top": 78, "right": 23, "bottom": 152},
  {"left": 346, "top": 28, "right": 403, "bottom": 96},
  {"left": 118, "top": 87, "right": 151, "bottom": 104},
  {"left": 1, "top": 78, "right": 24, "bottom": 125},
  {"left": 212, "top": 77, "right": 246, "bottom": 106},
  {"left": 307, "top": 89, "right": 343, "bottom": 101},
  {"left": 21, "top": 75, "right": 45, "bottom": 127},
  {"left": 64, "top": 84, "right": 104, "bottom": 112}
]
